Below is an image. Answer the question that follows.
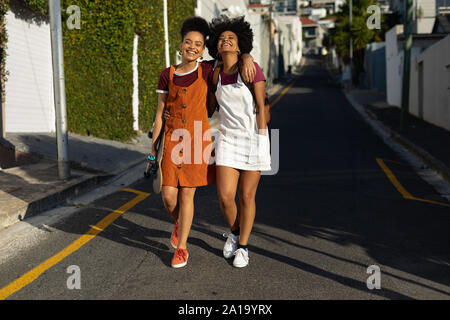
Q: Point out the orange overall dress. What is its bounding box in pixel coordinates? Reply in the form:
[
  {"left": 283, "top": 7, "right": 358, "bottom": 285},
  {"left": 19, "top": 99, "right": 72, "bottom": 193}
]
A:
[{"left": 161, "top": 64, "right": 215, "bottom": 187}]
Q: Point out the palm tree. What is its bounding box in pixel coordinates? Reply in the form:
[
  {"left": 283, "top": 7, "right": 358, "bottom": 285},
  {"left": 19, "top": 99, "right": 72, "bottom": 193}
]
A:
[{"left": 330, "top": 0, "right": 383, "bottom": 86}]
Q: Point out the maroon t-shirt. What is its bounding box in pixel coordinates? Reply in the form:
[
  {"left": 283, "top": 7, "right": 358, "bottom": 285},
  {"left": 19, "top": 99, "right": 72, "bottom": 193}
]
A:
[
  {"left": 156, "top": 60, "right": 214, "bottom": 93},
  {"left": 156, "top": 61, "right": 266, "bottom": 93},
  {"left": 219, "top": 62, "right": 266, "bottom": 85}
]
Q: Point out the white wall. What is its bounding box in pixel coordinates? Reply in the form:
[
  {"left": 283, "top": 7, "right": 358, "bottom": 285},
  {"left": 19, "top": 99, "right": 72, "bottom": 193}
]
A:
[
  {"left": 386, "top": 26, "right": 450, "bottom": 131},
  {"left": 248, "top": 12, "right": 270, "bottom": 75},
  {"left": 415, "top": 0, "right": 436, "bottom": 34},
  {"left": 4, "top": 11, "right": 55, "bottom": 133},
  {"left": 276, "top": 15, "right": 302, "bottom": 73},
  {"left": 386, "top": 25, "right": 404, "bottom": 107},
  {"left": 413, "top": 35, "right": 450, "bottom": 130}
]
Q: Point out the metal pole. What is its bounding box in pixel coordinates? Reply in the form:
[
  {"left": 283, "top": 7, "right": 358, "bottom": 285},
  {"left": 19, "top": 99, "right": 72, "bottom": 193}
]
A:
[
  {"left": 0, "top": 64, "right": 4, "bottom": 139},
  {"left": 49, "top": 0, "right": 70, "bottom": 179},
  {"left": 163, "top": 0, "right": 170, "bottom": 68},
  {"left": 400, "top": 0, "right": 413, "bottom": 132},
  {"left": 268, "top": 0, "right": 274, "bottom": 88},
  {"left": 349, "top": 0, "right": 353, "bottom": 88},
  {"left": 0, "top": 33, "right": 4, "bottom": 139}
]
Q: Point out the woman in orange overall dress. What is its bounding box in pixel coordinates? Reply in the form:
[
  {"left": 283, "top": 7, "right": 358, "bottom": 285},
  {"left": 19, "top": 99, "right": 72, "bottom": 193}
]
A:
[
  {"left": 152, "top": 17, "right": 256, "bottom": 268},
  {"left": 151, "top": 17, "right": 214, "bottom": 268}
]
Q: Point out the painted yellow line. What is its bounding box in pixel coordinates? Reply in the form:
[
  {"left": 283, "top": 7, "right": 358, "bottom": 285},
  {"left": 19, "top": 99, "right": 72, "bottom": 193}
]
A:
[
  {"left": 0, "top": 188, "right": 150, "bottom": 300},
  {"left": 376, "top": 158, "right": 415, "bottom": 199},
  {"left": 271, "top": 80, "right": 295, "bottom": 107},
  {"left": 376, "top": 158, "right": 450, "bottom": 207},
  {"left": 270, "top": 68, "right": 305, "bottom": 108}
]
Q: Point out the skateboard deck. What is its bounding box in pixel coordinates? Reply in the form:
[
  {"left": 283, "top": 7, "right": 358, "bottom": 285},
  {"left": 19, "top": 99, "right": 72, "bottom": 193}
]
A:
[
  {"left": 152, "top": 131, "right": 165, "bottom": 194},
  {"left": 144, "top": 124, "right": 165, "bottom": 194}
]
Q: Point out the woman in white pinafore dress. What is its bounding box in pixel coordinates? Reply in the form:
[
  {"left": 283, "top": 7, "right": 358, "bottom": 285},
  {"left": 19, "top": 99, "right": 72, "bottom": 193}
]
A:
[{"left": 207, "top": 15, "right": 271, "bottom": 268}]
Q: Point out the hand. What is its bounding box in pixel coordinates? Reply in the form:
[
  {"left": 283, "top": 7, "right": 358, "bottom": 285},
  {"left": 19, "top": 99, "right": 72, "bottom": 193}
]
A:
[
  {"left": 163, "top": 110, "right": 171, "bottom": 120},
  {"left": 240, "top": 53, "right": 256, "bottom": 83}
]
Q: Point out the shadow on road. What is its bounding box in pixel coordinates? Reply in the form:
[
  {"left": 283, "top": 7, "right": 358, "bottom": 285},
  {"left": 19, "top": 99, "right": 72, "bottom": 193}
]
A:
[{"left": 18, "top": 56, "right": 449, "bottom": 300}]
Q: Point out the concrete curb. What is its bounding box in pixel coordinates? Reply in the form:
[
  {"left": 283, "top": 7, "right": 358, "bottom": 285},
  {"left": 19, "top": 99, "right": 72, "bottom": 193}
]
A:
[
  {"left": 0, "top": 157, "right": 147, "bottom": 230},
  {"left": 322, "top": 58, "right": 450, "bottom": 186},
  {"left": 345, "top": 92, "right": 450, "bottom": 186},
  {"left": 364, "top": 107, "right": 450, "bottom": 185},
  {"left": 0, "top": 172, "right": 112, "bottom": 230}
]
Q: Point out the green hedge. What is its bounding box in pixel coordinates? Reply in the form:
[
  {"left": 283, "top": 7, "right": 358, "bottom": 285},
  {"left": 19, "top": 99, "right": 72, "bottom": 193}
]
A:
[
  {"left": 137, "top": 0, "right": 196, "bottom": 135},
  {"left": 1, "top": 0, "right": 196, "bottom": 142},
  {"left": 0, "top": 0, "right": 9, "bottom": 108}
]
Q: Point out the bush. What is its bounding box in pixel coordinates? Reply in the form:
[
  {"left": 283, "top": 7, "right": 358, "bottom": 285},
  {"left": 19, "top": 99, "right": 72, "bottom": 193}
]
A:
[{"left": 0, "top": 0, "right": 196, "bottom": 141}]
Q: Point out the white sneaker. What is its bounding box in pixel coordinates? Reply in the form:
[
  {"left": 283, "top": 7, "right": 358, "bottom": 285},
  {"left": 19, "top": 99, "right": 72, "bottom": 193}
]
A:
[
  {"left": 223, "top": 233, "right": 239, "bottom": 259},
  {"left": 233, "top": 248, "right": 249, "bottom": 268}
]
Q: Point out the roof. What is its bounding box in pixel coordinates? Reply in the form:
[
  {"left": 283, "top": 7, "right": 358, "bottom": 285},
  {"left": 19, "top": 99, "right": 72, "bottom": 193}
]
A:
[
  {"left": 248, "top": 3, "right": 267, "bottom": 9},
  {"left": 300, "top": 17, "right": 318, "bottom": 26},
  {"left": 432, "top": 14, "right": 450, "bottom": 34},
  {"left": 323, "top": 15, "right": 338, "bottom": 21}
]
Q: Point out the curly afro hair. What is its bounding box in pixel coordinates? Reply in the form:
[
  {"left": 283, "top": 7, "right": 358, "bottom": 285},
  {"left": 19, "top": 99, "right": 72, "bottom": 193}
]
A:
[
  {"left": 180, "top": 16, "right": 210, "bottom": 43},
  {"left": 206, "top": 15, "right": 253, "bottom": 59}
]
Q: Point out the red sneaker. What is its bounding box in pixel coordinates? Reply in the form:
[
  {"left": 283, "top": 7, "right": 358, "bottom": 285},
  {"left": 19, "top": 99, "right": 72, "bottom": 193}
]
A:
[
  {"left": 171, "top": 223, "right": 179, "bottom": 249},
  {"left": 171, "top": 248, "right": 189, "bottom": 268}
]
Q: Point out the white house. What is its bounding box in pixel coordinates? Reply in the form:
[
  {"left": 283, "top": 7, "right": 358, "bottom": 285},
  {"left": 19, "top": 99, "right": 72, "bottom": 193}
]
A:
[
  {"left": 275, "top": 15, "right": 303, "bottom": 74},
  {"left": 385, "top": 25, "right": 449, "bottom": 131},
  {"left": 3, "top": 10, "right": 55, "bottom": 133}
]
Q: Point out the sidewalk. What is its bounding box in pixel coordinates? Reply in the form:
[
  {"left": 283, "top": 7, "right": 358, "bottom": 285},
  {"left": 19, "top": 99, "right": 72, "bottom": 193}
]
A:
[
  {"left": 0, "top": 132, "right": 151, "bottom": 230},
  {"left": 345, "top": 88, "right": 450, "bottom": 185},
  {"left": 322, "top": 56, "right": 450, "bottom": 185},
  {"left": 0, "top": 61, "right": 303, "bottom": 231}
]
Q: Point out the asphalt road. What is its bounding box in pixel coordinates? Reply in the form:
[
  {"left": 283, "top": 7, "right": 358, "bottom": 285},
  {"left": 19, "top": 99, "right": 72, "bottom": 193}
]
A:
[{"left": 0, "top": 56, "right": 449, "bottom": 302}]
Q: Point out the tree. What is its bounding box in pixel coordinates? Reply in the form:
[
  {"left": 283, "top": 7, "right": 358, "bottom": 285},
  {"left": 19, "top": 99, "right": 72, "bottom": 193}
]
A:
[{"left": 330, "top": 0, "right": 383, "bottom": 86}]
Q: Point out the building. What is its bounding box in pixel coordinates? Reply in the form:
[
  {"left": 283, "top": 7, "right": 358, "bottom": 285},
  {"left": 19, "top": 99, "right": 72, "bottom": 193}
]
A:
[
  {"left": 432, "top": 13, "right": 450, "bottom": 33},
  {"left": 385, "top": 25, "right": 449, "bottom": 130},
  {"left": 273, "top": 0, "right": 302, "bottom": 15},
  {"left": 301, "top": 16, "right": 325, "bottom": 53},
  {"left": 389, "top": 0, "right": 437, "bottom": 33},
  {"left": 310, "top": 0, "right": 344, "bottom": 16},
  {"left": 437, "top": 0, "right": 450, "bottom": 14},
  {"left": 276, "top": 15, "right": 303, "bottom": 75}
]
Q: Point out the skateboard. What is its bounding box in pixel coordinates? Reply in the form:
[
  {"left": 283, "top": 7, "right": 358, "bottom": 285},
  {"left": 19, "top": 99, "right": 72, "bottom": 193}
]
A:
[{"left": 144, "top": 126, "right": 165, "bottom": 194}]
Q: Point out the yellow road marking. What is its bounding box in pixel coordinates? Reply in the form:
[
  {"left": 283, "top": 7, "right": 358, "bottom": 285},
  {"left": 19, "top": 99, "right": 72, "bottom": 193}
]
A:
[
  {"left": 376, "top": 158, "right": 450, "bottom": 207},
  {"left": 270, "top": 68, "right": 305, "bottom": 107},
  {"left": 271, "top": 79, "right": 296, "bottom": 107},
  {"left": 0, "top": 188, "right": 150, "bottom": 300}
]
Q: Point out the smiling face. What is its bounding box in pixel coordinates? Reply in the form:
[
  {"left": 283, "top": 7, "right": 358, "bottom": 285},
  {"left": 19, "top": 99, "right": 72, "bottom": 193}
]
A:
[
  {"left": 217, "top": 30, "right": 240, "bottom": 56},
  {"left": 180, "top": 31, "right": 205, "bottom": 62}
]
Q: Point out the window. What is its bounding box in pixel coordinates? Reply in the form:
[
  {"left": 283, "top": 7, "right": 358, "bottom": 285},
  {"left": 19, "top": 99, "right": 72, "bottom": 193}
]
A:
[{"left": 305, "top": 28, "right": 316, "bottom": 36}]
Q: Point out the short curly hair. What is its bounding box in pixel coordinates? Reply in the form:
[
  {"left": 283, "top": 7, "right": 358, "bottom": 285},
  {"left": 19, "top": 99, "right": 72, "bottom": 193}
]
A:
[
  {"left": 180, "top": 16, "right": 210, "bottom": 43},
  {"left": 206, "top": 15, "right": 253, "bottom": 59}
]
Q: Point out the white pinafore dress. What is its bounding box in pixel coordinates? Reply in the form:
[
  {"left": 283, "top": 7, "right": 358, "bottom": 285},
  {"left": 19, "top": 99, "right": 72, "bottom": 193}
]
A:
[{"left": 215, "top": 71, "right": 271, "bottom": 171}]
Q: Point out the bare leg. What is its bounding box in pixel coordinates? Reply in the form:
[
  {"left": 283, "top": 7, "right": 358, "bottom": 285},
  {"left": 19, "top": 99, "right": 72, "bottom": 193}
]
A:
[
  {"left": 161, "top": 186, "right": 180, "bottom": 223},
  {"left": 238, "top": 170, "right": 261, "bottom": 246},
  {"left": 177, "top": 187, "right": 196, "bottom": 249},
  {"left": 216, "top": 166, "right": 241, "bottom": 232}
]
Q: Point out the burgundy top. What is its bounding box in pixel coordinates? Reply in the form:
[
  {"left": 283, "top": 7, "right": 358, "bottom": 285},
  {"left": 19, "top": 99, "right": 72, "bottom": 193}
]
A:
[
  {"left": 157, "top": 61, "right": 266, "bottom": 93},
  {"left": 157, "top": 61, "right": 214, "bottom": 93},
  {"left": 219, "top": 62, "right": 266, "bottom": 85}
]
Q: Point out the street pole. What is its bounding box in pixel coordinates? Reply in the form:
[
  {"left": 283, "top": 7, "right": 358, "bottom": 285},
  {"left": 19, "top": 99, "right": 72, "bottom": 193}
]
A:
[
  {"left": 163, "top": 0, "right": 170, "bottom": 68},
  {"left": 268, "top": 0, "right": 274, "bottom": 88},
  {"left": 400, "top": 0, "right": 413, "bottom": 132},
  {"left": 349, "top": 0, "right": 353, "bottom": 89},
  {"left": 49, "top": 0, "right": 70, "bottom": 180}
]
